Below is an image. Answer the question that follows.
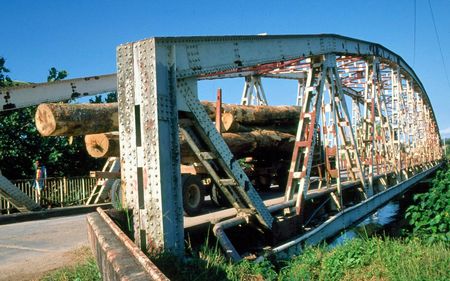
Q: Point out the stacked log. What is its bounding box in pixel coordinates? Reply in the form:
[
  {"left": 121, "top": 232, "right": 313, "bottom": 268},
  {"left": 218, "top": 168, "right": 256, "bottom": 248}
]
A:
[
  {"left": 85, "top": 130, "right": 295, "bottom": 162},
  {"left": 36, "top": 102, "right": 300, "bottom": 136},
  {"left": 35, "top": 102, "right": 299, "bottom": 161},
  {"left": 202, "top": 101, "right": 300, "bottom": 133},
  {"left": 35, "top": 103, "right": 119, "bottom": 136},
  {"left": 85, "top": 132, "right": 119, "bottom": 158}
]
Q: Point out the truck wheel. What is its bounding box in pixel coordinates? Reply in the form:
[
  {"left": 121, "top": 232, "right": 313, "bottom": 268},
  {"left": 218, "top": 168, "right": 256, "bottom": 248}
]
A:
[
  {"left": 210, "top": 184, "right": 231, "bottom": 208},
  {"left": 182, "top": 175, "right": 205, "bottom": 216},
  {"left": 110, "top": 179, "right": 122, "bottom": 209}
]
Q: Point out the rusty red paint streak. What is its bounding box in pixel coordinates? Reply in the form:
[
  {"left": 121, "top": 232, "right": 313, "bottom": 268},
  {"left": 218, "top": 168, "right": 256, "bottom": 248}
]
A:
[{"left": 145, "top": 119, "right": 156, "bottom": 130}]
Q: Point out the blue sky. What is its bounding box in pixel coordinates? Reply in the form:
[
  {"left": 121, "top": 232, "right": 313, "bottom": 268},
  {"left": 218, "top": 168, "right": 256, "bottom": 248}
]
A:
[{"left": 1, "top": 0, "right": 449, "bottom": 136}]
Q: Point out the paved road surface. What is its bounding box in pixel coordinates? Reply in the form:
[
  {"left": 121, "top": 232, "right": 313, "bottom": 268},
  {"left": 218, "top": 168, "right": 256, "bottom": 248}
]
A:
[
  {"left": 0, "top": 190, "right": 285, "bottom": 280},
  {"left": 0, "top": 214, "right": 89, "bottom": 281}
]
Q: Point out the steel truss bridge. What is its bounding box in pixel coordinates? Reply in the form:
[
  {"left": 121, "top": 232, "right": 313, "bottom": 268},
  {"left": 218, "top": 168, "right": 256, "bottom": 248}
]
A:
[{"left": 0, "top": 34, "right": 443, "bottom": 261}]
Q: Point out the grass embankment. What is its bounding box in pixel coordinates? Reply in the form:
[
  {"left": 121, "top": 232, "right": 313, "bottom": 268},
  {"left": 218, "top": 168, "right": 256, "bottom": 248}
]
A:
[
  {"left": 40, "top": 247, "right": 101, "bottom": 281},
  {"left": 149, "top": 236, "right": 450, "bottom": 281},
  {"left": 42, "top": 166, "right": 450, "bottom": 281},
  {"left": 40, "top": 237, "right": 450, "bottom": 281},
  {"left": 277, "top": 238, "right": 449, "bottom": 281}
]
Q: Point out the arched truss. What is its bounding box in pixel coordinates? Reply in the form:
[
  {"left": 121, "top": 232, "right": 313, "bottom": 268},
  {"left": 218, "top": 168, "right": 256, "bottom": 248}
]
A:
[
  {"left": 162, "top": 34, "right": 443, "bottom": 175},
  {"left": 116, "top": 34, "right": 443, "bottom": 258}
]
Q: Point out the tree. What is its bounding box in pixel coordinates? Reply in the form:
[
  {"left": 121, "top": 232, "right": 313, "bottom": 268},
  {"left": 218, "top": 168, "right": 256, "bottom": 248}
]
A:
[
  {"left": 0, "top": 57, "right": 12, "bottom": 87},
  {"left": 0, "top": 57, "right": 102, "bottom": 179},
  {"left": 89, "top": 92, "right": 117, "bottom": 103},
  {"left": 47, "top": 67, "right": 68, "bottom": 82}
]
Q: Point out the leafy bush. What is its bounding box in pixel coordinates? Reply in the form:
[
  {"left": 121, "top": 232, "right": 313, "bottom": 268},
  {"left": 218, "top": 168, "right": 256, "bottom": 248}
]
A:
[
  {"left": 279, "top": 237, "right": 450, "bottom": 281},
  {"left": 406, "top": 168, "right": 450, "bottom": 242}
]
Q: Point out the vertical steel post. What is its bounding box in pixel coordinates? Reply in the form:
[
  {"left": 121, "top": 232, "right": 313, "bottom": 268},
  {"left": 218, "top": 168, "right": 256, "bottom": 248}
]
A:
[
  {"left": 240, "top": 76, "right": 253, "bottom": 105},
  {"left": 296, "top": 78, "right": 306, "bottom": 106},
  {"left": 328, "top": 68, "right": 343, "bottom": 208},
  {"left": 391, "top": 68, "right": 402, "bottom": 181},
  {"left": 406, "top": 80, "right": 417, "bottom": 169},
  {"left": 254, "top": 76, "right": 268, "bottom": 105},
  {"left": 216, "top": 88, "right": 222, "bottom": 133},
  {"left": 284, "top": 55, "right": 330, "bottom": 217},
  {"left": 362, "top": 57, "right": 378, "bottom": 197},
  {"left": 61, "top": 177, "right": 66, "bottom": 207},
  {"left": 117, "top": 40, "right": 183, "bottom": 255}
]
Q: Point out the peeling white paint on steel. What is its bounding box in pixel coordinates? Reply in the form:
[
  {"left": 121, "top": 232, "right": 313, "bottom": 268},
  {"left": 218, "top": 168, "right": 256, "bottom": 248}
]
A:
[{"left": 0, "top": 73, "right": 116, "bottom": 110}]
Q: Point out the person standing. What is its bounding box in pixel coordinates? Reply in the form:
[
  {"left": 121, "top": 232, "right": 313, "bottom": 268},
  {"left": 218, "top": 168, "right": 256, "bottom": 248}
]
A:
[{"left": 33, "top": 160, "right": 46, "bottom": 204}]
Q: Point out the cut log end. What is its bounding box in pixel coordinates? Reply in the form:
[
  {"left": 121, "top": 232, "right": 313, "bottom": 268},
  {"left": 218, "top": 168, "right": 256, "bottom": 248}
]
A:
[
  {"left": 35, "top": 104, "right": 56, "bottom": 137},
  {"left": 222, "top": 112, "right": 234, "bottom": 132},
  {"left": 85, "top": 134, "right": 111, "bottom": 158}
]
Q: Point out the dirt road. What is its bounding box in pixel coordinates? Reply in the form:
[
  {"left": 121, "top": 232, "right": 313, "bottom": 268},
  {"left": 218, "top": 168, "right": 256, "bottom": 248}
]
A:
[{"left": 0, "top": 214, "right": 89, "bottom": 281}]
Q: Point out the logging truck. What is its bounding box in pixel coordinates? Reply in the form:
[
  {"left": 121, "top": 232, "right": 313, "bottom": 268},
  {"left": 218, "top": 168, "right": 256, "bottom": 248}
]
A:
[
  {"left": 179, "top": 156, "right": 291, "bottom": 216},
  {"left": 35, "top": 101, "right": 298, "bottom": 216}
]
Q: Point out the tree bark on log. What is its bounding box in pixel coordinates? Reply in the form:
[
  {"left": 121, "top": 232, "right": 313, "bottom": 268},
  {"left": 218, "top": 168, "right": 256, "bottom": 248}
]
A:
[
  {"left": 86, "top": 130, "right": 295, "bottom": 161},
  {"left": 35, "top": 103, "right": 119, "bottom": 136},
  {"left": 221, "top": 105, "right": 300, "bottom": 132},
  {"left": 216, "top": 130, "right": 295, "bottom": 160},
  {"left": 37, "top": 102, "right": 300, "bottom": 136}
]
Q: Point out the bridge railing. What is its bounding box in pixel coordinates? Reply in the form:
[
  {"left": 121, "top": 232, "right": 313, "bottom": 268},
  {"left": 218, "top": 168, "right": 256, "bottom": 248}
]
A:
[{"left": 0, "top": 176, "right": 97, "bottom": 214}]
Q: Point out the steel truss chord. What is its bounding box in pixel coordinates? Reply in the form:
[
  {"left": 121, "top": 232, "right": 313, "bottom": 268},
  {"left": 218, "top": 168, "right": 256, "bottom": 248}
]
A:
[{"left": 284, "top": 54, "right": 367, "bottom": 220}]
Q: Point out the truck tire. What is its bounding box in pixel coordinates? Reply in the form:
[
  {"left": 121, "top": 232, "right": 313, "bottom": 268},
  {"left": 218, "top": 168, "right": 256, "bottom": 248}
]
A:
[
  {"left": 110, "top": 179, "right": 122, "bottom": 209},
  {"left": 210, "top": 184, "right": 231, "bottom": 208},
  {"left": 182, "top": 175, "right": 205, "bottom": 216}
]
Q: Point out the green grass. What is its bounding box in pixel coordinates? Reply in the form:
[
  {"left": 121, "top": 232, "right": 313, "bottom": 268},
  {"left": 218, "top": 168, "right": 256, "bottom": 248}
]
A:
[
  {"left": 151, "top": 236, "right": 450, "bottom": 281},
  {"left": 150, "top": 241, "right": 278, "bottom": 281},
  {"left": 40, "top": 236, "right": 449, "bottom": 281},
  {"left": 40, "top": 247, "right": 101, "bottom": 281}
]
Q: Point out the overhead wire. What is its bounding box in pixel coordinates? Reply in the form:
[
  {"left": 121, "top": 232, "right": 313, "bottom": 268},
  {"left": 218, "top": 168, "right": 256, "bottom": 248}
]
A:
[
  {"left": 427, "top": 0, "right": 450, "bottom": 90},
  {"left": 413, "top": 0, "right": 417, "bottom": 67}
]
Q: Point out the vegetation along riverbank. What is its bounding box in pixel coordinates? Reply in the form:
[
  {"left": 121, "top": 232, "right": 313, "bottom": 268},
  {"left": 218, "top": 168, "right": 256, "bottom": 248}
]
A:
[{"left": 42, "top": 165, "right": 450, "bottom": 281}]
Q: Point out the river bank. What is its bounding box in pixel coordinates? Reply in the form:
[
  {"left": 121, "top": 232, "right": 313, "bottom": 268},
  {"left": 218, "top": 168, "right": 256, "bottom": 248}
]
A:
[
  {"left": 42, "top": 235, "right": 449, "bottom": 281},
  {"left": 42, "top": 165, "right": 450, "bottom": 281}
]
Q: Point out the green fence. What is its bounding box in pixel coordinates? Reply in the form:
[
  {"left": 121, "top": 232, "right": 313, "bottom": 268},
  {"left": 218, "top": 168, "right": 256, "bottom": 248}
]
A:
[{"left": 0, "top": 176, "right": 97, "bottom": 214}]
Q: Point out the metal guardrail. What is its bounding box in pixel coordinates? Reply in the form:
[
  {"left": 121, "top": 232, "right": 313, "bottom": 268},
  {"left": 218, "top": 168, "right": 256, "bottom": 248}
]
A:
[{"left": 0, "top": 176, "right": 97, "bottom": 214}]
